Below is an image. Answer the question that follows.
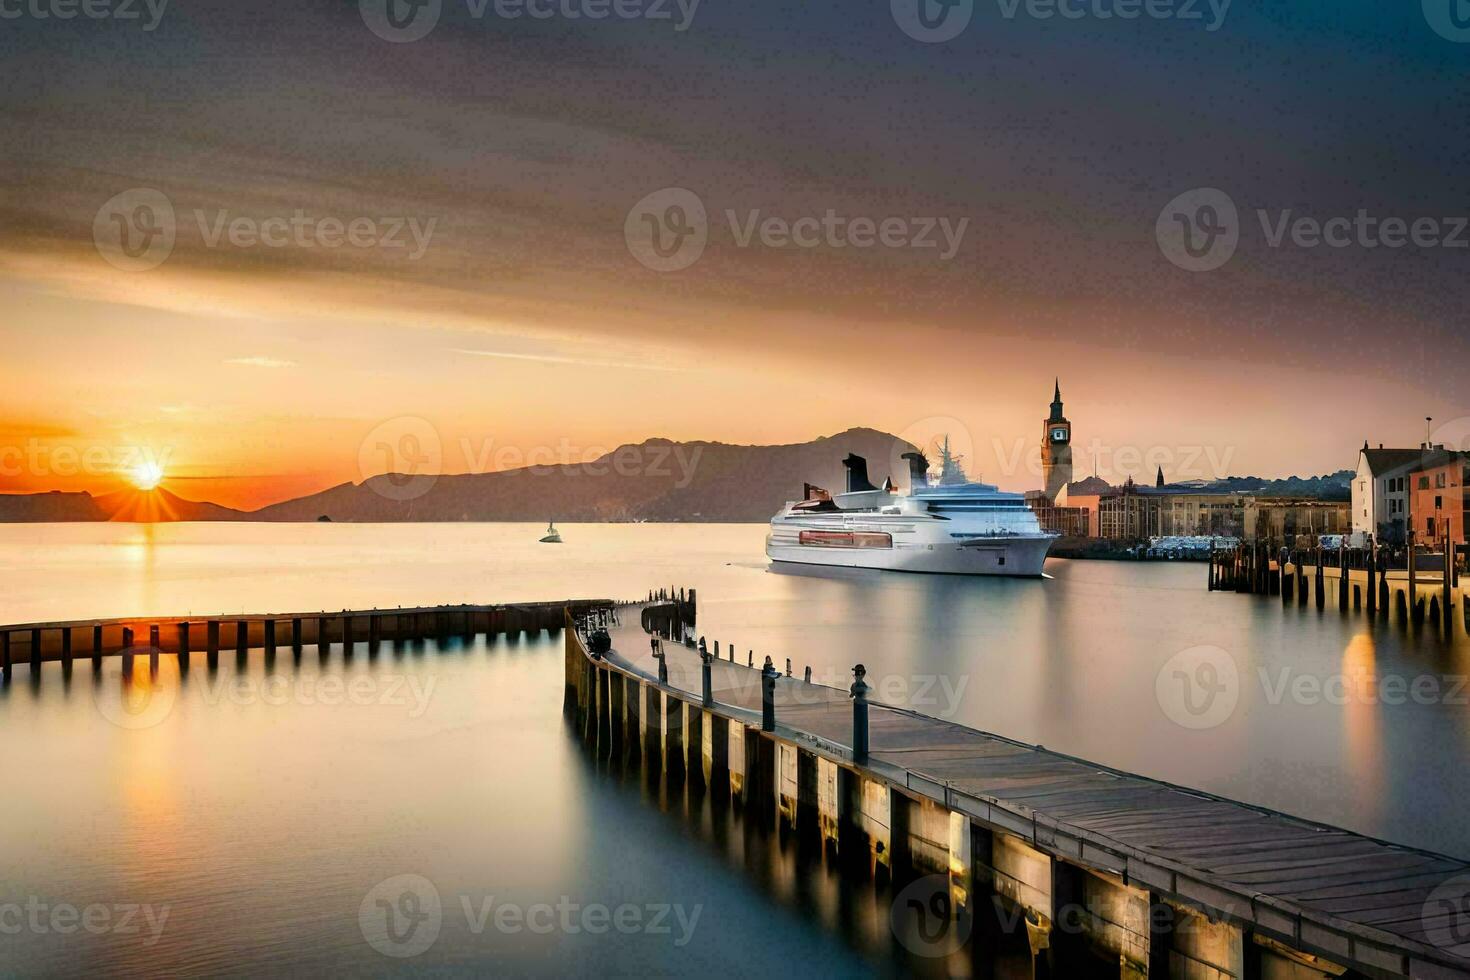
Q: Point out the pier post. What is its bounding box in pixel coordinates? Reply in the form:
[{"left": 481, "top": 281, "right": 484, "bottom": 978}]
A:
[
  {"left": 30, "top": 627, "right": 40, "bottom": 671},
  {"left": 264, "top": 619, "right": 276, "bottom": 657},
  {"left": 1366, "top": 545, "right": 1378, "bottom": 615},
  {"left": 318, "top": 616, "right": 329, "bottom": 655},
  {"left": 1339, "top": 540, "right": 1349, "bottom": 611},
  {"left": 61, "top": 627, "right": 72, "bottom": 669},
  {"left": 342, "top": 615, "right": 353, "bottom": 654},
  {"left": 644, "top": 682, "right": 662, "bottom": 764},
  {"left": 665, "top": 695, "right": 685, "bottom": 781},
  {"left": 121, "top": 627, "right": 134, "bottom": 672},
  {"left": 2, "top": 631, "right": 10, "bottom": 683},
  {"left": 851, "top": 664, "right": 870, "bottom": 763},
  {"left": 149, "top": 625, "right": 160, "bottom": 670},
  {"left": 760, "top": 657, "right": 778, "bottom": 733},
  {"left": 92, "top": 625, "right": 102, "bottom": 665},
  {"left": 700, "top": 646, "right": 713, "bottom": 707},
  {"left": 207, "top": 620, "right": 220, "bottom": 666},
  {"left": 178, "top": 622, "right": 190, "bottom": 670},
  {"left": 292, "top": 618, "right": 302, "bottom": 653},
  {"left": 235, "top": 620, "right": 248, "bottom": 659},
  {"left": 1445, "top": 524, "right": 1454, "bottom": 638},
  {"left": 369, "top": 614, "right": 381, "bottom": 651}
]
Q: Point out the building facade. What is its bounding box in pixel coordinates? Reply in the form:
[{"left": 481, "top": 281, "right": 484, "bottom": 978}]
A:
[
  {"left": 1408, "top": 451, "right": 1470, "bottom": 546},
  {"left": 1352, "top": 445, "right": 1427, "bottom": 544}
]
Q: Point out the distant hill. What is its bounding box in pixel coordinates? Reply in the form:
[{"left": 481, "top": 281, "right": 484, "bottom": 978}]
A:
[
  {"left": 1199, "top": 470, "right": 1353, "bottom": 500},
  {"left": 251, "top": 428, "right": 919, "bottom": 523},
  {"left": 0, "top": 488, "right": 247, "bottom": 523}
]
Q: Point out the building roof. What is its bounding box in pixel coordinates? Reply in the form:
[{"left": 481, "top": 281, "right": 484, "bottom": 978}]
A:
[
  {"left": 1360, "top": 446, "right": 1469, "bottom": 476},
  {"left": 1360, "top": 447, "right": 1428, "bottom": 476}
]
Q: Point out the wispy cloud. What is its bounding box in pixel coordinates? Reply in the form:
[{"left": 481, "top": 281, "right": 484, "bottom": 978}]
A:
[
  {"left": 447, "top": 348, "right": 684, "bottom": 372},
  {"left": 226, "top": 356, "right": 297, "bottom": 369}
]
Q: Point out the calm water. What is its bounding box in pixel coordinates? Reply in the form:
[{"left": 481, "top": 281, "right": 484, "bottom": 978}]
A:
[{"left": 2, "top": 522, "right": 1467, "bottom": 976}]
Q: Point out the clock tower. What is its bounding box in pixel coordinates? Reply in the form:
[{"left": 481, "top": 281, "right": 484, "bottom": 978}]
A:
[{"left": 1042, "top": 379, "right": 1073, "bottom": 502}]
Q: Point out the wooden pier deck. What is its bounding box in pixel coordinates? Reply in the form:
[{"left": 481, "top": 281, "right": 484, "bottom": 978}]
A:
[{"left": 573, "top": 600, "right": 1470, "bottom": 979}]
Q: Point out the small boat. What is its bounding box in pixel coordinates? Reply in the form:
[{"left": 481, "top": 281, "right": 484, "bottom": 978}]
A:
[{"left": 539, "top": 521, "right": 562, "bottom": 544}]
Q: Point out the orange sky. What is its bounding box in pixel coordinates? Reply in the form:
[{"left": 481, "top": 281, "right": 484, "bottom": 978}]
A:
[{"left": 1, "top": 257, "right": 1456, "bottom": 512}]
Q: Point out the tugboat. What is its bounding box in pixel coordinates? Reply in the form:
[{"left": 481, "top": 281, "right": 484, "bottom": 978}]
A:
[
  {"left": 539, "top": 521, "right": 563, "bottom": 544},
  {"left": 765, "top": 437, "right": 1056, "bottom": 577}
]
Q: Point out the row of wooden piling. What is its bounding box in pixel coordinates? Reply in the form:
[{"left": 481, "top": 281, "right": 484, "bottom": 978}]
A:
[
  {"left": 0, "top": 600, "right": 614, "bottom": 683},
  {"left": 1209, "top": 540, "right": 1467, "bottom": 635}
]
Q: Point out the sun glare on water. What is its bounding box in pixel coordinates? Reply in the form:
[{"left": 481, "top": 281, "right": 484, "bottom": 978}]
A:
[{"left": 131, "top": 460, "right": 165, "bottom": 491}]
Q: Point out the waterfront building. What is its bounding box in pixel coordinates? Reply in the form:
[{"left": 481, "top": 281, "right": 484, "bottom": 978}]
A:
[
  {"left": 1407, "top": 450, "right": 1470, "bottom": 545},
  {"left": 1353, "top": 443, "right": 1428, "bottom": 545}
]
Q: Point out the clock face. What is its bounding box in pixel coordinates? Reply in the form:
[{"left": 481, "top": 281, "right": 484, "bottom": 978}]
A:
[{"left": 1051, "top": 428, "right": 1068, "bottom": 442}]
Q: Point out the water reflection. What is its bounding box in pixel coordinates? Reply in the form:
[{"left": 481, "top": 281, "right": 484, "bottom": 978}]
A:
[{"left": 569, "top": 709, "right": 1117, "bottom": 979}]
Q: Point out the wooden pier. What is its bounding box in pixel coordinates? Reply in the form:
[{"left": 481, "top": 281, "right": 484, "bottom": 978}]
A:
[
  {"left": 567, "top": 595, "right": 1470, "bottom": 979},
  {"left": 1208, "top": 541, "right": 1467, "bottom": 636},
  {"left": 0, "top": 600, "right": 610, "bottom": 682}
]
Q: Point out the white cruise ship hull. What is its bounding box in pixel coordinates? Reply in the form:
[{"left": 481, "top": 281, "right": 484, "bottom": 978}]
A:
[{"left": 766, "top": 520, "right": 1054, "bottom": 577}]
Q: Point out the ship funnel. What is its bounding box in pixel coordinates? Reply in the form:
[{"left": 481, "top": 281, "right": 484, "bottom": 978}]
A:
[
  {"left": 842, "top": 454, "right": 877, "bottom": 493},
  {"left": 901, "top": 451, "right": 930, "bottom": 488}
]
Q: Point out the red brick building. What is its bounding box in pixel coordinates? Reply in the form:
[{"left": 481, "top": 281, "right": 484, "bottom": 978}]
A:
[{"left": 1409, "top": 451, "right": 1470, "bottom": 545}]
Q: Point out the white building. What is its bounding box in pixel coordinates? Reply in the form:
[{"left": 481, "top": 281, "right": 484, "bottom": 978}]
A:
[{"left": 1352, "top": 443, "right": 1428, "bottom": 544}]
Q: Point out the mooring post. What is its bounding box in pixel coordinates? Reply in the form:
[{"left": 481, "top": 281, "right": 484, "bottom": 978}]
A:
[
  {"left": 30, "top": 628, "right": 40, "bottom": 671},
  {"left": 207, "top": 620, "right": 220, "bottom": 665},
  {"left": 1408, "top": 529, "right": 1418, "bottom": 617},
  {"left": 1445, "top": 523, "right": 1454, "bottom": 637},
  {"left": 761, "top": 656, "right": 778, "bottom": 732},
  {"left": 147, "top": 625, "right": 159, "bottom": 670},
  {"left": 292, "top": 618, "right": 303, "bottom": 652},
  {"left": 178, "top": 622, "right": 190, "bottom": 670},
  {"left": 235, "top": 620, "right": 248, "bottom": 659},
  {"left": 342, "top": 614, "right": 353, "bottom": 654},
  {"left": 804, "top": 665, "right": 812, "bottom": 683},
  {"left": 264, "top": 619, "right": 276, "bottom": 657},
  {"left": 121, "top": 627, "right": 134, "bottom": 672},
  {"left": 370, "top": 614, "right": 381, "bottom": 651},
  {"left": 61, "top": 627, "right": 72, "bottom": 669},
  {"left": 92, "top": 625, "right": 102, "bottom": 665},
  {"left": 1366, "top": 544, "right": 1378, "bottom": 615},
  {"left": 785, "top": 657, "right": 792, "bottom": 678},
  {"left": 747, "top": 649, "right": 753, "bottom": 667},
  {"left": 317, "top": 616, "right": 328, "bottom": 655},
  {"left": 851, "top": 664, "right": 870, "bottom": 763},
  {"left": 701, "top": 645, "right": 713, "bottom": 707}
]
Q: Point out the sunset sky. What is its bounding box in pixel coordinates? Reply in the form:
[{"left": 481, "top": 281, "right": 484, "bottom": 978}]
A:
[{"left": 2, "top": 0, "right": 1468, "bottom": 509}]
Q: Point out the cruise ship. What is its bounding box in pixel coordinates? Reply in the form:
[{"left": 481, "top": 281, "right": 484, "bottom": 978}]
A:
[{"left": 765, "top": 440, "right": 1057, "bottom": 577}]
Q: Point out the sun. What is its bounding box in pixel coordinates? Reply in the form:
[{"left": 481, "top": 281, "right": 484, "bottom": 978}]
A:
[{"left": 130, "top": 460, "right": 165, "bottom": 491}]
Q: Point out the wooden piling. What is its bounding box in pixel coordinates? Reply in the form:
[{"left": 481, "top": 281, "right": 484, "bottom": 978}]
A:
[
  {"left": 121, "top": 627, "right": 134, "bottom": 672},
  {"left": 178, "top": 622, "right": 190, "bottom": 669},
  {"left": 149, "top": 625, "right": 160, "bottom": 670},
  {"left": 61, "top": 627, "right": 72, "bottom": 668},
  {"left": 292, "top": 617, "right": 302, "bottom": 652},
  {"left": 92, "top": 625, "right": 102, "bottom": 664},
  {"left": 264, "top": 619, "right": 276, "bottom": 657},
  {"left": 235, "top": 620, "right": 248, "bottom": 659},
  {"left": 30, "top": 627, "right": 40, "bottom": 670},
  {"left": 318, "top": 616, "right": 329, "bottom": 655},
  {"left": 2, "top": 631, "right": 10, "bottom": 683}
]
